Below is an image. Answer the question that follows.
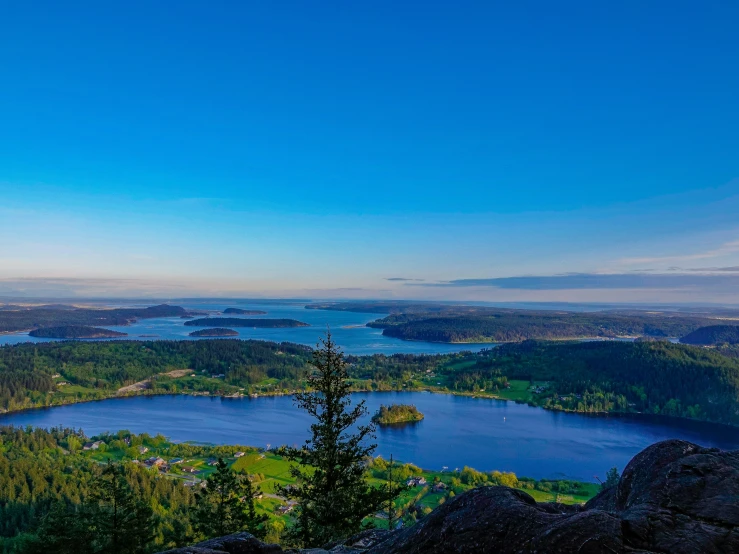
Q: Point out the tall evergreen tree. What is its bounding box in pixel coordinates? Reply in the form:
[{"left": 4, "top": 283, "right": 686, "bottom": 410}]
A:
[
  {"left": 18, "top": 503, "right": 96, "bottom": 554},
  {"left": 91, "top": 462, "right": 156, "bottom": 554},
  {"left": 193, "top": 458, "right": 268, "bottom": 540},
  {"left": 278, "top": 332, "right": 396, "bottom": 547}
]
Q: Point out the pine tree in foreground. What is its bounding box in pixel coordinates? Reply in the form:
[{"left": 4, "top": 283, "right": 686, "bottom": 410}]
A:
[
  {"left": 193, "top": 458, "right": 268, "bottom": 540},
  {"left": 91, "top": 462, "right": 156, "bottom": 554},
  {"left": 278, "top": 331, "right": 397, "bottom": 547}
]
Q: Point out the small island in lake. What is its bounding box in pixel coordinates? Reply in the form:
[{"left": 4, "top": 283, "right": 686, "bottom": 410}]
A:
[
  {"left": 184, "top": 317, "right": 309, "bottom": 328},
  {"left": 372, "top": 404, "right": 425, "bottom": 425},
  {"left": 223, "top": 308, "right": 268, "bottom": 315},
  {"left": 188, "top": 328, "right": 239, "bottom": 337},
  {"left": 28, "top": 325, "right": 128, "bottom": 339}
]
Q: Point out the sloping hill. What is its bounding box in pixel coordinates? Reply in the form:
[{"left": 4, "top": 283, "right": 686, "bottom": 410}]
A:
[{"left": 680, "top": 324, "right": 739, "bottom": 345}]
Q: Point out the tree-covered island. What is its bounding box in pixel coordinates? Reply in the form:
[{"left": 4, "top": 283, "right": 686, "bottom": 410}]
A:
[
  {"left": 28, "top": 326, "right": 128, "bottom": 339},
  {"left": 223, "top": 308, "right": 268, "bottom": 315},
  {"left": 372, "top": 404, "right": 425, "bottom": 425},
  {"left": 188, "top": 328, "right": 239, "bottom": 337},
  {"left": 184, "top": 318, "right": 309, "bottom": 328}
]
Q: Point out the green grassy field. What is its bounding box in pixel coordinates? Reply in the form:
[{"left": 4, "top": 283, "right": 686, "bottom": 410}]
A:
[{"left": 74, "top": 432, "right": 601, "bottom": 532}]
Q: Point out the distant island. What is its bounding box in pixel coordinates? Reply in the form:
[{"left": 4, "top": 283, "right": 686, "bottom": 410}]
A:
[
  {"left": 223, "top": 308, "right": 268, "bottom": 315},
  {"left": 372, "top": 404, "right": 425, "bottom": 425},
  {"left": 681, "top": 325, "right": 739, "bottom": 346},
  {"left": 28, "top": 326, "right": 128, "bottom": 339},
  {"left": 188, "top": 328, "right": 239, "bottom": 337},
  {"left": 306, "top": 301, "right": 724, "bottom": 343},
  {"left": 184, "top": 317, "right": 309, "bottom": 328},
  {"left": 0, "top": 303, "right": 187, "bottom": 334}
]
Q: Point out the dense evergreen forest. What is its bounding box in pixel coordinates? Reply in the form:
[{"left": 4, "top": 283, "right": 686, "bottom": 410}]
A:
[
  {"left": 450, "top": 340, "right": 739, "bottom": 424},
  {"left": 0, "top": 340, "right": 313, "bottom": 412},
  {"left": 0, "top": 305, "right": 186, "bottom": 334},
  {"left": 0, "top": 427, "right": 197, "bottom": 553},
  {"left": 0, "top": 339, "right": 738, "bottom": 425},
  {"left": 184, "top": 318, "right": 309, "bottom": 328},
  {"left": 680, "top": 325, "right": 739, "bottom": 345}
]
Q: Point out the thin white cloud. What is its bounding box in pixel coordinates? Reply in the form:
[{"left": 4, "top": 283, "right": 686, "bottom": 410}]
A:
[{"left": 617, "top": 239, "right": 739, "bottom": 267}]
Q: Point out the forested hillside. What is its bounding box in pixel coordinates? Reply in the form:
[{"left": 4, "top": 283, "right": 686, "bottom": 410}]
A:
[
  {"left": 0, "top": 427, "right": 196, "bottom": 553},
  {"left": 0, "top": 340, "right": 312, "bottom": 412},
  {"left": 0, "top": 339, "right": 738, "bottom": 425},
  {"left": 450, "top": 341, "right": 739, "bottom": 424},
  {"left": 680, "top": 325, "right": 739, "bottom": 345}
]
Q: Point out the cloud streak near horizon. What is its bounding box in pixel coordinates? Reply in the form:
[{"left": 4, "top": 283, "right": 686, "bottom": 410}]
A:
[{"left": 411, "top": 272, "right": 739, "bottom": 291}]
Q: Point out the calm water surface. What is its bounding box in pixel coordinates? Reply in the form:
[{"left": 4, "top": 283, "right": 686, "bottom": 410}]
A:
[
  {"left": 3, "top": 392, "right": 737, "bottom": 481},
  {"left": 0, "top": 301, "right": 491, "bottom": 355}
]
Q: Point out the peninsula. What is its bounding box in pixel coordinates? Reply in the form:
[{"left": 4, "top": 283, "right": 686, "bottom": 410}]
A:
[
  {"left": 184, "top": 317, "right": 309, "bottom": 328},
  {"left": 681, "top": 325, "right": 739, "bottom": 345}
]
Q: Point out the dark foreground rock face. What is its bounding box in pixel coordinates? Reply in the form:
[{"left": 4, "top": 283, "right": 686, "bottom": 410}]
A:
[{"left": 161, "top": 439, "right": 739, "bottom": 554}]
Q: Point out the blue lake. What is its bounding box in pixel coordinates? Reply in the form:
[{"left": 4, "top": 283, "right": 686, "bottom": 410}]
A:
[
  {"left": 0, "top": 301, "right": 491, "bottom": 355},
  {"left": 3, "top": 392, "right": 737, "bottom": 481}
]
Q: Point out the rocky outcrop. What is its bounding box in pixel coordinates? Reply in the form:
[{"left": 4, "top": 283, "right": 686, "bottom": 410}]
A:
[{"left": 160, "top": 439, "right": 739, "bottom": 554}]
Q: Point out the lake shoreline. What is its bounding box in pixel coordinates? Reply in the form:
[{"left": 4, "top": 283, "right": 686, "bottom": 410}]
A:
[
  {"left": 2, "top": 383, "right": 735, "bottom": 431},
  {"left": 4, "top": 390, "right": 738, "bottom": 482}
]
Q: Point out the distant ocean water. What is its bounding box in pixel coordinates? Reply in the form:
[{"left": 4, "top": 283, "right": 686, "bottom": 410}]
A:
[{"left": 0, "top": 300, "right": 492, "bottom": 355}]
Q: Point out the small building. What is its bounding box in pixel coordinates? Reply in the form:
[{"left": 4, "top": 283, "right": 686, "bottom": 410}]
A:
[
  {"left": 433, "top": 482, "right": 447, "bottom": 492},
  {"left": 276, "top": 504, "right": 294, "bottom": 515},
  {"left": 145, "top": 456, "right": 166, "bottom": 468},
  {"left": 181, "top": 466, "right": 199, "bottom": 473},
  {"left": 406, "top": 476, "right": 427, "bottom": 487},
  {"left": 138, "top": 446, "right": 149, "bottom": 454},
  {"left": 234, "top": 452, "right": 246, "bottom": 458},
  {"left": 83, "top": 440, "right": 104, "bottom": 451},
  {"left": 169, "top": 458, "right": 183, "bottom": 464},
  {"left": 206, "top": 458, "right": 218, "bottom": 466}
]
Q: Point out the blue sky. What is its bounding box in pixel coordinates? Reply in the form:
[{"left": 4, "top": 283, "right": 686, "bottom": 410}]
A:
[{"left": 1, "top": 1, "right": 738, "bottom": 302}]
